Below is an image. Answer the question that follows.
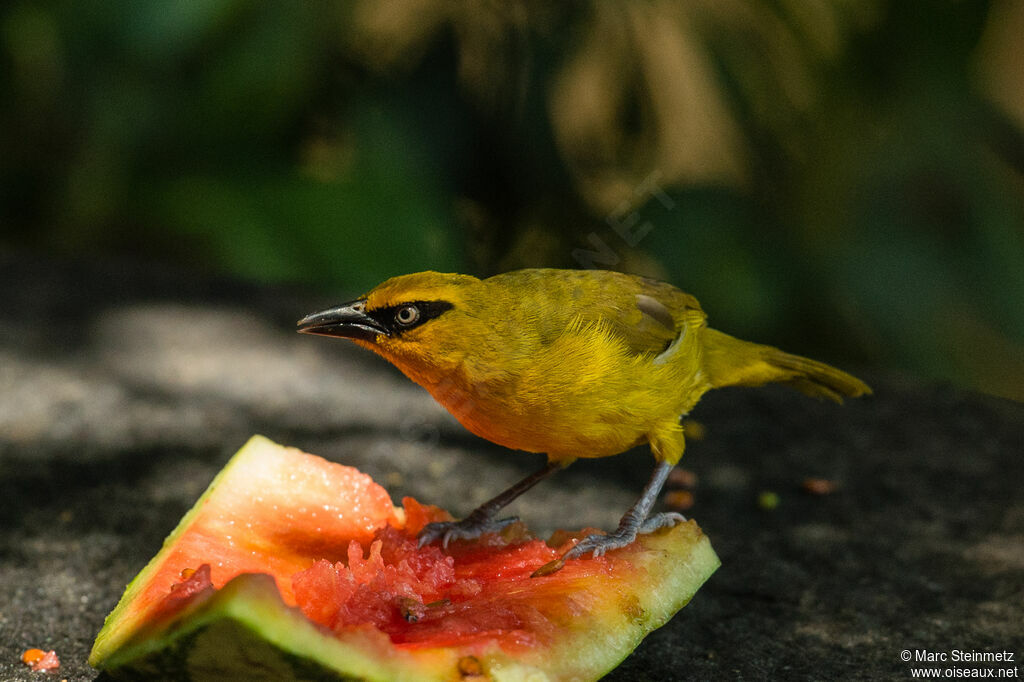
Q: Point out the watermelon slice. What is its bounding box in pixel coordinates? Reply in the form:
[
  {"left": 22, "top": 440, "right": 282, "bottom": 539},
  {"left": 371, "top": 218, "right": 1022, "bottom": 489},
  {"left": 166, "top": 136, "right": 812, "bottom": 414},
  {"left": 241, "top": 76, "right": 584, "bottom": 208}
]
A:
[{"left": 90, "top": 436, "right": 719, "bottom": 681}]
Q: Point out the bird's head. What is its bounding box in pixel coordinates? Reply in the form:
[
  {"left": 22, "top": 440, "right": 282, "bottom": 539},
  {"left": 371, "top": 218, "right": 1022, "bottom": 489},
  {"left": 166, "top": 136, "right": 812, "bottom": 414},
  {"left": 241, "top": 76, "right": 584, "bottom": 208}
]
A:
[{"left": 297, "top": 271, "right": 483, "bottom": 378}]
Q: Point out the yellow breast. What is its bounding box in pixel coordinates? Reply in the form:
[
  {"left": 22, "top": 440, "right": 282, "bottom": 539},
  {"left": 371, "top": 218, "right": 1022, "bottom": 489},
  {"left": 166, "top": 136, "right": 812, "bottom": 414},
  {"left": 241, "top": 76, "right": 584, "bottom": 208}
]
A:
[{"left": 395, "top": 317, "right": 708, "bottom": 462}]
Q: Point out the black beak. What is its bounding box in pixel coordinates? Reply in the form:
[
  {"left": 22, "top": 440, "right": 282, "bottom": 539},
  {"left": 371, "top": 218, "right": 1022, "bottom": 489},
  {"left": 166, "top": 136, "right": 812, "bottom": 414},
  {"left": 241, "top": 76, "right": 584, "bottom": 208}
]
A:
[{"left": 297, "top": 300, "right": 390, "bottom": 341}]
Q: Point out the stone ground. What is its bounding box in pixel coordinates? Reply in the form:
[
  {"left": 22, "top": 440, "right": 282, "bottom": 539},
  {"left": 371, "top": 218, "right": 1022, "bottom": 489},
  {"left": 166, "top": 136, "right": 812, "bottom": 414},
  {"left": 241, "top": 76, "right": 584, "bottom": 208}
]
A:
[{"left": 1, "top": 251, "right": 1021, "bottom": 681}]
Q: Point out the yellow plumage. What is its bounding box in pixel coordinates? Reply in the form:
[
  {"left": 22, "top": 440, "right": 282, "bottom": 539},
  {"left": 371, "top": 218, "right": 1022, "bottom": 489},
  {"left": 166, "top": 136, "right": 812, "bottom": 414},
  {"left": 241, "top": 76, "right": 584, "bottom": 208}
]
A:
[{"left": 298, "top": 268, "right": 870, "bottom": 568}]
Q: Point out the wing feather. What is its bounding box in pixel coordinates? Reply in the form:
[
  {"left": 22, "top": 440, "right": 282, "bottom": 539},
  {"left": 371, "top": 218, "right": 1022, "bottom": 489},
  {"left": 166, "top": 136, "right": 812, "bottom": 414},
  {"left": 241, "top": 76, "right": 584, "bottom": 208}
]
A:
[{"left": 486, "top": 269, "right": 705, "bottom": 357}]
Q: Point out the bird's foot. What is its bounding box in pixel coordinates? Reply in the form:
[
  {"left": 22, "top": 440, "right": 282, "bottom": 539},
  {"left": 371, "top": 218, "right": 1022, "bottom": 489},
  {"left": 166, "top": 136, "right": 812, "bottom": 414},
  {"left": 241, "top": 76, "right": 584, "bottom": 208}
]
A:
[
  {"left": 417, "top": 515, "right": 520, "bottom": 549},
  {"left": 639, "top": 511, "right": 686, "bottom": 533},
  {"left": 531, "top": 512, "right": 686, "bottom": 577}
]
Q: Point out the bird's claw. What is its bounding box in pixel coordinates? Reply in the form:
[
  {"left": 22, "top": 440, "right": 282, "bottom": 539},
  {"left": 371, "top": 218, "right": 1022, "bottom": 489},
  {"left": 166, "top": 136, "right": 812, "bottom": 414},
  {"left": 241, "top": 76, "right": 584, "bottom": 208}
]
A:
[
  {"left": 560, "top": 532, "right": 629, "bottom": 562},
  {"left": 533, "top": 512, "right": 687, "bottom": 576},
  {"left": 417, "top": 515, "right": 520, "bottom": 549},
  {"left": 640, "top": 511, "right": 686, "bottom": 533}
]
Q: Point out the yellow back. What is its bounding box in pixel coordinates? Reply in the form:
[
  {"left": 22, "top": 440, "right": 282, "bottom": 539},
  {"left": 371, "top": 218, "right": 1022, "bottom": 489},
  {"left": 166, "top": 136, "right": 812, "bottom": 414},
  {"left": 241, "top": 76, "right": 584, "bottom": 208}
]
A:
[{"left": 352, "top": 269, "right": 868, "bottom": 464}]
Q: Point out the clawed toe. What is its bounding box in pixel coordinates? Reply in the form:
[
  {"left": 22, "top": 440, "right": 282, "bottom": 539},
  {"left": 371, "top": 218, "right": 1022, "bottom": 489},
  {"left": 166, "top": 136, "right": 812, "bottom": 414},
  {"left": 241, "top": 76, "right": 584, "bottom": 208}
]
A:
[
  {"left": 639, "top": 511, "right": 685, "bottom": 533},
  {"left": 417, "top": 515, "right": 519, "bottom": 548},
  {"left": 561, "top": 531, "right": 634, "bottom": 562},
  {"left": 538, "top": 511, "right": 688, "bottom": 575},
  {"left": 533, "top": 528, "right": 645, "bottom": 577},
  {"left": 533, "top": 532, "right": 629, "bottom": 577}
]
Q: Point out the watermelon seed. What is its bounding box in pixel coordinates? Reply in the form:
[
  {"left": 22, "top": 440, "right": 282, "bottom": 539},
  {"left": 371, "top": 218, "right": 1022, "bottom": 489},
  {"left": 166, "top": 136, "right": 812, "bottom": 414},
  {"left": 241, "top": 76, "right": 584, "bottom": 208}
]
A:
[
  {"left": 530, "top": 557, "right": 565, "bottom": 578},
  {"left": 457, "top": 655, "right": 486, "bottom": 679},
  {"left": 398, "top": 597, "right": 426, "bottom": 623},
  {"left": 399, "top": 597, "right": 454, "bottom": 622}
]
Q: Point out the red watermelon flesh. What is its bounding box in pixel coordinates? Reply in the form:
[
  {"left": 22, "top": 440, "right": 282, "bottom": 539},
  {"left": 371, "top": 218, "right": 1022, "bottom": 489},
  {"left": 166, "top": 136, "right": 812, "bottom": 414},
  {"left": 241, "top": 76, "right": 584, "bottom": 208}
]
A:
[
  {"left": 291, "top": 515, "right": 633, "bottom": 652},
  {"left": 92, "top": 436, "right": 400, "bottom": 657},
  {"left": 90, "top": 435, "right": 720, "bottom": 681}
]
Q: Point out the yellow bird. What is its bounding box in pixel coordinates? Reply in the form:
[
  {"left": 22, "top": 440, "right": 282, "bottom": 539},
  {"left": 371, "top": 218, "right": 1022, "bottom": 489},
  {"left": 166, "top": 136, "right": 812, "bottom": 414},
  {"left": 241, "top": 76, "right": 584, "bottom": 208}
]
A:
[{"left": 298, "top": 269, "right": 869, "bottom": 571}]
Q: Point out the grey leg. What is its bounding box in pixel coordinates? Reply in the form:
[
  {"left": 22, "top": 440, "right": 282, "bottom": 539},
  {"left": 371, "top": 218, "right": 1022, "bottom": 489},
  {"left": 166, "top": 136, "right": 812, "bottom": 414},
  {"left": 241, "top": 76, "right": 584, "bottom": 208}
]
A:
[
  {"left": 532, "top": 460, "right": 683, "bottom": 576},
  {"left": 418, "top": 460, "right": 565, "bottom": 548}
]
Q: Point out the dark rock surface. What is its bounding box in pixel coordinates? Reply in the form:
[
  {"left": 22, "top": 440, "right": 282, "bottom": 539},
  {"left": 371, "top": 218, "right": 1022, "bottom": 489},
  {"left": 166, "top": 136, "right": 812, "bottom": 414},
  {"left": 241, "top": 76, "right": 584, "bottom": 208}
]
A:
[{"left": 1, "top": 251, "right": 1021, "bottom": 681}]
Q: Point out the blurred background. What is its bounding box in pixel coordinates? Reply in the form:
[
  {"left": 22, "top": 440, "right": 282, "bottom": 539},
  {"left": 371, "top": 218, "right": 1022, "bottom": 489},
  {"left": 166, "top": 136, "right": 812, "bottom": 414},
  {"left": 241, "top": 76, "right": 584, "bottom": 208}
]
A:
[{"left": 1, "top": 0, "right": 1022, "bottom": 400}]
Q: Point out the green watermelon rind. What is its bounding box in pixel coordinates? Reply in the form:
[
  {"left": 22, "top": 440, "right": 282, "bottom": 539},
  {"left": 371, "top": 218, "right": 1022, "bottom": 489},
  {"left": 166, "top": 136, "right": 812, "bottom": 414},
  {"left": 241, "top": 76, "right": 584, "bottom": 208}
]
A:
[
  {"left": 90, "top": 435, "right": 720, "bottom": 681},
  {"left": 90, "top": 435, "right": 401, "bottom": 667},
  {"left": 88, "top": 435, "right": 286, "bottom": 665},
  {"left": 96, "top": 532, "right": 718, "bottom": 681},
  {"left": 93, "top": 573, "right": 434, "bottom": 681}
]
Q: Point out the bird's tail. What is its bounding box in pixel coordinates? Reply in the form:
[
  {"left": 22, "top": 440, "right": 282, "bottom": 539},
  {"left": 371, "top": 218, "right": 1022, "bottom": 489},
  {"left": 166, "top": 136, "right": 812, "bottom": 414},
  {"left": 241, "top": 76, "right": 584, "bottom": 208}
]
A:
[{"left": 701, "top": 329, "right": 871, "bottom": 403}]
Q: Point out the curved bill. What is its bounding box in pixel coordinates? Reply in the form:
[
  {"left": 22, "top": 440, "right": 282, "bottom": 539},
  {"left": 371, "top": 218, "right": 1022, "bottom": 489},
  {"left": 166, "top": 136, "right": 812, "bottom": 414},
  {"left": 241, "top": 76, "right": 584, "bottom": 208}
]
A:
[{"left": 297, "top": 300, "right": 390, "bottom": 341}]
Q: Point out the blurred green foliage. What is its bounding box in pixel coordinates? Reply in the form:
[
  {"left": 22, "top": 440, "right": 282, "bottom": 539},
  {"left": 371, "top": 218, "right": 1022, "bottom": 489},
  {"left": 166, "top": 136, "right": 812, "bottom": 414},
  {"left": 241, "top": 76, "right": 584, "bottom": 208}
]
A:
[{"left": 2, "top": 1, "right": 1022, "bottom": 400}]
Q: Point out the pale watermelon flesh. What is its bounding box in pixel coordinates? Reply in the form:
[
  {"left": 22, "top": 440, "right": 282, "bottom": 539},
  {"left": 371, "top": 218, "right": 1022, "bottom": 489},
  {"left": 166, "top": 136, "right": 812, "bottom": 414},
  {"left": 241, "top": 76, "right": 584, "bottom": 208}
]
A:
[{"left": 90, "top": 436, "right": 720, "bottom": 681}]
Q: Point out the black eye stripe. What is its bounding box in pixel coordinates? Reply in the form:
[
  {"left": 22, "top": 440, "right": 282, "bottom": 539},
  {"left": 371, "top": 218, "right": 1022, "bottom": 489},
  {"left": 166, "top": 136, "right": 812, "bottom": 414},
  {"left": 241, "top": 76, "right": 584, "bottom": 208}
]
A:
[{"left": 367, "top": 300, "right": 453, "bottom": 335}]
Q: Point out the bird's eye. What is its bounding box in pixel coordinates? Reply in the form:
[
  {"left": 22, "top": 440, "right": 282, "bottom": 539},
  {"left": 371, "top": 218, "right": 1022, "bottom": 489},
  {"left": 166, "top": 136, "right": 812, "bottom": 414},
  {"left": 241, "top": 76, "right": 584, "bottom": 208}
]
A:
[{"left": 395, "top": 305, "right": 420, "bottom": 326}]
